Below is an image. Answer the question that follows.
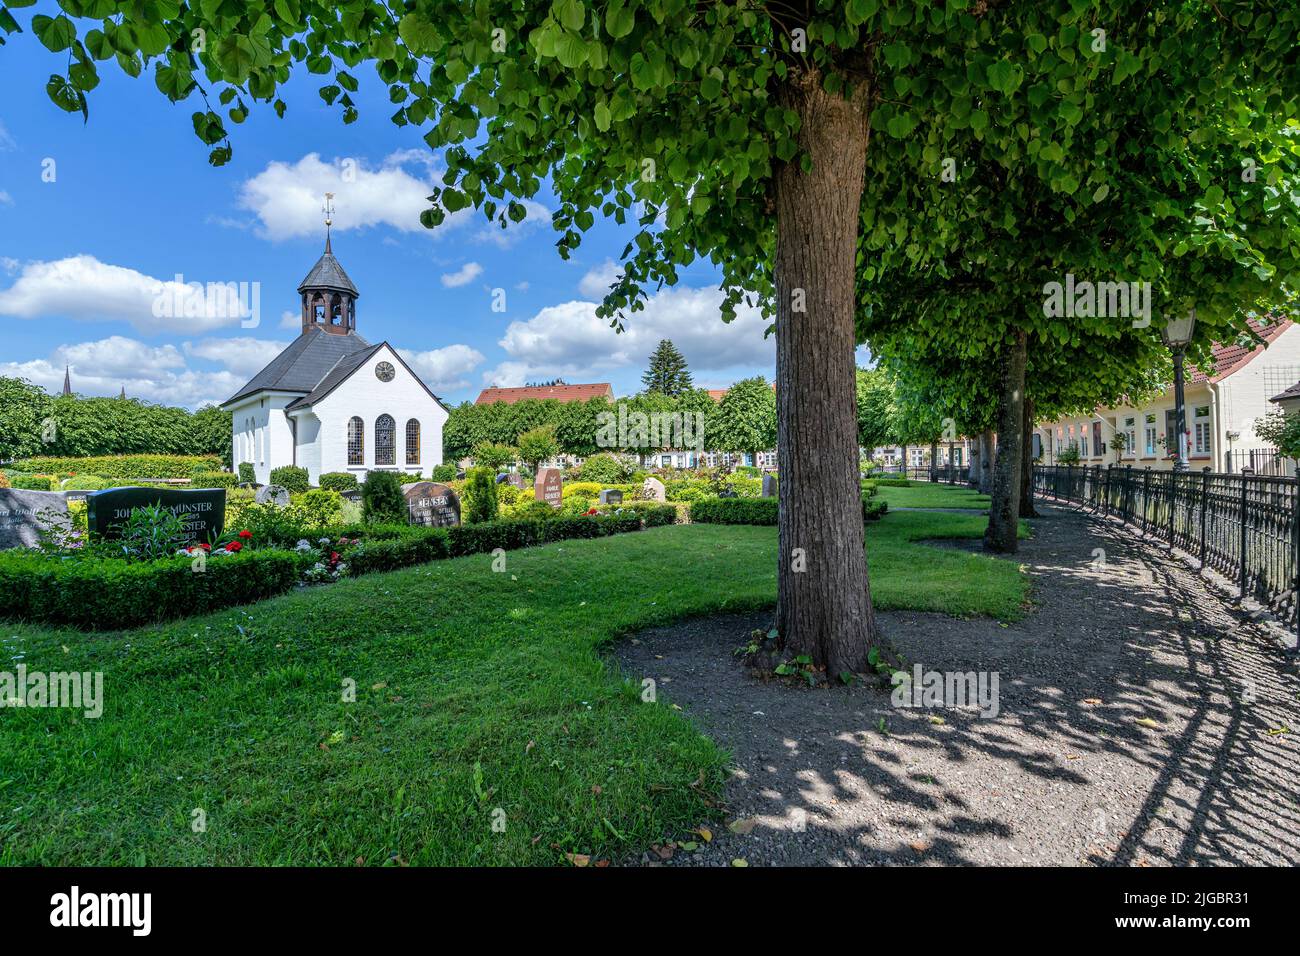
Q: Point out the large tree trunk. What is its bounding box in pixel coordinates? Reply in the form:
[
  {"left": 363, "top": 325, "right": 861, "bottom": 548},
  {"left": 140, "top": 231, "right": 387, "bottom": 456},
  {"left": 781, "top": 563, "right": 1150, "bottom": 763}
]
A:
[
  {"left": 774, "top": 68, "right": 876, "bottom": 676},
  {"left": 985, "top": 330, "right": 1028, "bottom": 552},
  {"left": 928, "top": 440, "right": 938, "bottom": 482},
  {"left": 977, "top": 431, "right": 994, "bottom": 494},
  {"left": 1020, "top": 396, "right": 1039, "bottom": 517}
]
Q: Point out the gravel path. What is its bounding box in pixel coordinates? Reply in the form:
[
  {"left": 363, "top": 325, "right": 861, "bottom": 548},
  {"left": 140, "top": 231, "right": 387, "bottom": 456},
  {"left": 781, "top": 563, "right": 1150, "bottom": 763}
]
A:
[{"left": 615, "top": 503, "right": 1300, "bottom": 866}]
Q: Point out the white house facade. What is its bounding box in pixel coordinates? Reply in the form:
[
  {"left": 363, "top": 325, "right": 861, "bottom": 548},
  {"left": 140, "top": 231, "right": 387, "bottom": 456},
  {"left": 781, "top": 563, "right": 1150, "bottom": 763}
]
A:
[
  {"left": 1036, "top": 317, "right": 1300, "bottom": 474},
  {"left": 222, "top": 241, "right": 449, "bottom": 485}
]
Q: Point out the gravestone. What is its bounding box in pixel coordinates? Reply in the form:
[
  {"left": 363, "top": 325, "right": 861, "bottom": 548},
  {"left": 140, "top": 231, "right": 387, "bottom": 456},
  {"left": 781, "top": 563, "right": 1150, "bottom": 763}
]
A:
[
  {"left": 0, "top": 489, "right": 71, "bottom": 549},
  {"left": 761, "top": 474, "right": 777, "bottom": 497},
  {"left": 598, "top": 489, "right": 623, "bottom": 506},
  {"left": 507, "top": 473, "right": 526, "bottom": 490},
  {"left": 62, "top": 489, "right": 91, "bottom": 504},
  {"left": 255, "top": 484, "right": 291, "bottom": 507},
  {"left": 401, "top": 481, "right": 461, "bottom": 527},
  {"left": 495, "top": 473, "right": 510, "bottom": 484},
  {"left": 535, "top": 468, "right": 563, "bottom": 509},
  {"left": 642, "top": 476, "right": 667, "bottom": 503},
  {"left": 340, "top": 489, "right": 363, "bottom": 504},
  {"left": 718, "top": 488, "right": 739, "bottom": 499},
  {"left": 87, "top": 486, "right": 225, "bottom": 543}
]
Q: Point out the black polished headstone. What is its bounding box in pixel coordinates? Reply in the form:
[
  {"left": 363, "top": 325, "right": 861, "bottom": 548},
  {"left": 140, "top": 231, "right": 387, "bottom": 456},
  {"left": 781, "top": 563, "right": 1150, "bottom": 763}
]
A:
[
  {"left": 598, "top": 489, "right": 623, "bottom": 506},
  {"left": 87, "top": 486, "right": 226, "bottom": 543},
  {"left": 401, "top": 481, "right": 461, "bottom": 527}
]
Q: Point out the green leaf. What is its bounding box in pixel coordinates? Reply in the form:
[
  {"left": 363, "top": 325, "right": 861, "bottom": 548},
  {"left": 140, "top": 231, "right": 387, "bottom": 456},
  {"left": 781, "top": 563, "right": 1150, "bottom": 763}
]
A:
[
  {"left": 605, "top": 0, "right": 635, "bottom": 39},
  {"left": 32, "top": 14, "right": 75, "bottom": 53},
  {"left": 398, "top": 13, "right": 438, "bottom": 55},
  {"left": 45, "top": 73, "right": 86, "bottom": 120},
  {"left": 594, "top": 99, "right": 611, "bottom": 132},
  {"left": 1091, "top": 183, "right": 1110, "bottom": 203}
]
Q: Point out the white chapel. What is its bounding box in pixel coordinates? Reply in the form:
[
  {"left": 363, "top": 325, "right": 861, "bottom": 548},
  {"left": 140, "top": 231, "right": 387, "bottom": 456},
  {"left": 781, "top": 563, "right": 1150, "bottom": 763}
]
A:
[{"left": 222, "top": 236, "right": 449, "bottom": 486}]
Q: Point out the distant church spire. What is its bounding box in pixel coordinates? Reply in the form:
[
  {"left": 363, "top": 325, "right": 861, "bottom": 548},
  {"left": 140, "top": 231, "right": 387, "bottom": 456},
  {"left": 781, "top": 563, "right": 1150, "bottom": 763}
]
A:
[
  {"left": 62, "top": 365, "right": 71, "bottom": 397},
  {"left": 119, "top": 385, "right": 126, "bottom": 400}
]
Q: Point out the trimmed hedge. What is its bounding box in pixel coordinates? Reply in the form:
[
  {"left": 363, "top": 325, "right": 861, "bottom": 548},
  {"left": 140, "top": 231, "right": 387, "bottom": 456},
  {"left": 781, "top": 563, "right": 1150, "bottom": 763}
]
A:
[
  {"left": 193, "top": 471, "right": 238, "bottom": 489},
  {"left": 11, "top": 475, "right": 52, "bottom": 491},
  {"left": 690, "top": 496, "right": 887, "bottom": 525},
  {"left": 238, "top": 463, "right": 255, "bottom": 485},
  {"left": 0, "top": 549, "right": 311, "bottom": 631},
  {"left": 594, "top": 502, "right": 682, "bottom": 525},
  {"left": 269, "top": 465, "right": 310, "bottom": 493},
  {"left": 12, "top": 454, "right": 222, "bottom": 480},
  {"left": 319, "top": 471, "right": 359, "bottom": 493}
]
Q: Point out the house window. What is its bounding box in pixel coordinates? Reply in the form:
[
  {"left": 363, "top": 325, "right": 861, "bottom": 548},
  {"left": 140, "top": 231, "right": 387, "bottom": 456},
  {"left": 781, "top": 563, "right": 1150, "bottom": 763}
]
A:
[
  {"left": 1144, "top": 413, "right": 1157, "bottom": 456},
  {"left": 1193, "top": 405, "right": 1212, "bottom": 455},
  {"left": 347, "top": 416, "right": 364, "bottom": 466},
  {"left": 375, "top": 414, "right": 396, "bottom": 466},
  {"left": 1124, "top": 417, "right": 1136, "bottom": 456},
  {"left": 405, "top": 419, "right": 421, "bottom": 465}
]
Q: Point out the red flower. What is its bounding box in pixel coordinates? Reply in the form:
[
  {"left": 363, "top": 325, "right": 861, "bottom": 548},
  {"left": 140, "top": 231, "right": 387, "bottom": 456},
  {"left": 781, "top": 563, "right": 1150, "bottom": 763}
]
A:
[
  {"left": 225, "top": 541, "right": 242, "bottom": 552},
  {"left": 198, "top": 542, "right": 211, "bottom": 551},
  {"left": 584, "top": 508, "right": 598, "bottom": 516},
  {"left": 238, "top": 529, "right": 252, "bottom": 539},
  {"left": 330, "top": 551, "right": 340, "bottom": 562}
]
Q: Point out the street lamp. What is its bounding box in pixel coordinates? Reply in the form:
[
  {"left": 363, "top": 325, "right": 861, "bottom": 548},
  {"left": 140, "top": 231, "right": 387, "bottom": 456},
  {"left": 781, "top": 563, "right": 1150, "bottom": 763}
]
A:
[{"left": 1160, "top": 309, "right": 1197, "bottom": 472}]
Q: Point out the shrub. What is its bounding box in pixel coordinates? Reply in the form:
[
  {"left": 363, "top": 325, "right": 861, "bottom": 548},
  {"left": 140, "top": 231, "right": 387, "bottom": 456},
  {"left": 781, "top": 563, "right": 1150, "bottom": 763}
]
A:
[
  {"left": 289, "top": 489, "right": 344, "bottom": 529},
  {"left": 690, "top": 496, "right": 886, "bottom": 525},
  {"left": 690, "top": 497, "right": 777, "bottom": 525},
  {"left": 0, "top": 472, "right": 8, "bottom": 489},
  {"left": 594, "top": 502, "right": 679, "bottom": 526},
  {"left": 319, "top": 471, "right": 359, "bottom": 493},
  {"left": 269, "top": 465, "right": 311, "bottom": 493},
  {"left": 471, "top": 441, "right": 517, "bottom": 471},
  {"left": 508, "top": 500, "right": 560, "bottom": 522},
  {"left": 464, "top": 466, "right": 500, "bottom": 524},
  {"left": 576, "top": 452, "right": 637, "bottom": 484},
  {"left": 60, "top": 475, "right": 107, "bottom": 491},
  {"left": 193, "top": 471, "right": 238, "bottom": 489},
  {"left": 496, "top": 483, "right": 523, "bottom": 507},
  {"left": 345, "top": 529, "right": 451, "bottom": 575},
  {"left": 560, "top": 495, "right": 593, "bottom": 517},
  {"left": 235, "top": 502, "right": 313, "bottom": 547},
  {"left": 430, "top": 463, "right": 458, "bottom": 482},
  {"left": 0, "top": 549, "right": 309, "bottom": 630},
  {"left": 13, "top": 454, "right": 221, "bottom": 480},
  {"left": 238, "top": 462, "right": 256, "bottom": 485},
  {"left": 362, "top": 470, "right": 407, "bottom": 524},
  {"left": 12, "top": 475, "right": 52, "bottom": 491}
]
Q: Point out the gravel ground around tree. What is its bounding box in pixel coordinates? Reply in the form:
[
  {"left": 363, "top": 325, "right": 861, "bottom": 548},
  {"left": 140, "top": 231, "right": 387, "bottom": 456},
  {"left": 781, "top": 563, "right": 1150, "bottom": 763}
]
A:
[{"left": 615, "top": 503, "right": 1300, "bottom": 866}]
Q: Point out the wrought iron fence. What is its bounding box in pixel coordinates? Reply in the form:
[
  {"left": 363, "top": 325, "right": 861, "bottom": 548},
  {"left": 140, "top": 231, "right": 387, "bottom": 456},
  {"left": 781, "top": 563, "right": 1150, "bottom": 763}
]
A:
[
  {"left": 1226, "top": 447, "right": 1300, "bottom": 477},
  {"left": 1034, "top": 464, "right": 1300, "bottom": 629},
  {"left": 871, "top": 464, "right": 972, "bottom": 484}
]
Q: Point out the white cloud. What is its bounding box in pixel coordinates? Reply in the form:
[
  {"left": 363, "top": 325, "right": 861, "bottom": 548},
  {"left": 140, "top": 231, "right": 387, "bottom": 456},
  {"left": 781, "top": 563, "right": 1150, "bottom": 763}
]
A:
[
  {"left": 0, "top": 119, "right": 14, "bottom": 151},
  {"left": 235, "top": 152, "right": 551, "bottom": 246},
  {"left": 184, "top": 337, "right": 289, "bottom": 377},
  {"left": 578, "top": 259, "right": 621, "bottom": 300},
  {"left": 0, "top": 336, "right": 243, "bottom": 408},
  {"left": 278, "top": 309, "right": 301, "bottom": 330},
  {"left": 482, "top": 285, "right": 775, "bottom": 387},
  {"left": 440, "top": 261, "right": 484, "bottom": 288},
  {"left": 0, "top": 191, "right": 12, "bottom": 206},
  {"left": 398, "top": 344, "right": 485, "bottom": 392},
  {"left": 0, "top": 255, "right": 259, "bottom": 333}
]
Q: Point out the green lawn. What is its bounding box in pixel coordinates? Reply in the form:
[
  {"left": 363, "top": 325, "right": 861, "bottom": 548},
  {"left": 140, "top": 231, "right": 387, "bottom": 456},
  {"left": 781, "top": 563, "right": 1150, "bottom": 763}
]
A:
[
  {"left": 0, "top": 512, "right": 1026, "bottom": 866},
  {"left": 875, "top": 481, "right": 991, "bottom": 511}
]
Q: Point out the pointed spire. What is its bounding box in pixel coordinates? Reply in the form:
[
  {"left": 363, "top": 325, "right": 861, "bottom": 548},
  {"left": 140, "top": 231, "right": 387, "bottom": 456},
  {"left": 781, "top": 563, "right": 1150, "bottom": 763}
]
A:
[
  {"left": 119, "top": 385, "right": 126, "bottom": 400},
  {"left": 62, "top": 365, "right": 71, "bottom": 397},
  {"left": 323, "top": 192, "right": 334, "bottom": 254}
]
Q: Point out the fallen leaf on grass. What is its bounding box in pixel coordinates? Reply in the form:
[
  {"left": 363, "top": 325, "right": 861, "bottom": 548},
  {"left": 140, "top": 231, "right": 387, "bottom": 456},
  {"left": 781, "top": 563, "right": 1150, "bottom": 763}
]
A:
[
  {"left": 695, "top": 827, "right": 713, "bottom": 843},
  {"left": 1266, "top": 726, "right": 1290, "bottom": 736},
  {"left": 565, "top": 853, "right": 591, "bottom": 867},
  {"left": 1082, "top": 698, "right": 1102, "bottom": 706},
  {"left": 927, "top": 715, "right": 945, "bottom": 725}
]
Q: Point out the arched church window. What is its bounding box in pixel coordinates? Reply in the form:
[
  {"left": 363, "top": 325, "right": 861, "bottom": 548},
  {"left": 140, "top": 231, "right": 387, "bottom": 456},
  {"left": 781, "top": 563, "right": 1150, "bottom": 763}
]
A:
[
  {"left": 375, "top": 414, "right": 396, "bottom": 466},
  {"left": 347, "top": 416, "right": 364, "bottom": 466},
  {"left": 405, "top": 419, "right": 420, "bottom": 465}
]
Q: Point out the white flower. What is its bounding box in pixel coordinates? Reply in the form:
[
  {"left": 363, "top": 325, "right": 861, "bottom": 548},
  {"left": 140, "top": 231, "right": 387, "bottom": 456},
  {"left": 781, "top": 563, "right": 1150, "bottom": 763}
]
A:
[
  {"left": 318, "top": 537, "right": 330, "bottom": 545},
  {"left": 295, "top": 539, "right": 313, "bottom": 552}
]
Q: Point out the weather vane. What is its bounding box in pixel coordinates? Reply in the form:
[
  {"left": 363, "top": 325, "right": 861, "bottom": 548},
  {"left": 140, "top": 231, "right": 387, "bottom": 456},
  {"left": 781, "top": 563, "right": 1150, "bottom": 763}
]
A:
[{"left": 323, "top": 192, "right": 335, "bottom": 251}]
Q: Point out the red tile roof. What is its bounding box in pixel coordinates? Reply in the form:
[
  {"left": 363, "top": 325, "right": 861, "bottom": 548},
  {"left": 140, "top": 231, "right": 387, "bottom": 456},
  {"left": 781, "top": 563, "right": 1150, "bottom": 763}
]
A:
[
  {"left": 475, "top": 383, "right": 613, "bottom": 405},
  {"left": 707, "top": 383, "right": 777, "bottom": 401},
  {"left": 1190, "top": 316, "right": 1292, "bottom": 384}
]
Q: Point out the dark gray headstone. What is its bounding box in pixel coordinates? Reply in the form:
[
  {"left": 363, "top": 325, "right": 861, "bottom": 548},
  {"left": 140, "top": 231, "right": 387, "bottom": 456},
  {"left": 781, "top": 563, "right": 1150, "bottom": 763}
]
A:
[
  {"left": 718, "top": 489, "right": 739, "bottom": 499},
  {"left": 87, "top": 486, "right": 225, "bottom": 543},
  {"left": 598, "top": 489, "right": 623, "bottom": 506},
  {"left": 340, "top": 489, "right": 363, "bottom": 504},
  {"left": 535, "top": 468, "right": 563, "bottom": 509},
  {"left": 401, "top": 481, "right": 461, "bottom": 527},
  {"left": 761, "top": 474, "right": 777, "bottom": 497},
  {"left": 255, "top": 484, "right": 291, "bottom": 507},
  {"left": 0, "top": 489, "right": 71, "bottom": 549}
]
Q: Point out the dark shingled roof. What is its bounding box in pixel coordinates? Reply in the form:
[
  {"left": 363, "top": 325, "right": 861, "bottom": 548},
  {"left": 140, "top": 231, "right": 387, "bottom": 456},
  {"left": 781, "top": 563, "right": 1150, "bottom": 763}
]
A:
[
  {"left": 285, "top": 343, "right": 384, "bottom": 410},
  {"left": 297, "top": 251, "right": 359, "bottom": 296},
  {"left": 222, "top": 327, "right": 372, "bottom": 406},
  {"left": 1271, "top": 380, "right": 1300, "bottom": 403}
]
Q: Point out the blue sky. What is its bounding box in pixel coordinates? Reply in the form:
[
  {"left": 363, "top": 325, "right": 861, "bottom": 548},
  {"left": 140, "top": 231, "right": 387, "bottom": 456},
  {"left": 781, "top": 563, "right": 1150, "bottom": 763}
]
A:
[{"left": 0, "top": 21, "right": 782, "bottom": 409}]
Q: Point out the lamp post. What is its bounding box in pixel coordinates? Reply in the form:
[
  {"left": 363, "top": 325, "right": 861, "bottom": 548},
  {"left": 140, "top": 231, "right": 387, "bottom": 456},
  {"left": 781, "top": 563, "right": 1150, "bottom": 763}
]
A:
[{"left": 1160, "top": 309, "right": 1197, "bottom": 473}]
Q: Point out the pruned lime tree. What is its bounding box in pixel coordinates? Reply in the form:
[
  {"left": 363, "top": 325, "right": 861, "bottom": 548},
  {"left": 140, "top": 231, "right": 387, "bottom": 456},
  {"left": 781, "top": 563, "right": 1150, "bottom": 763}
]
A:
[{"left": 7, "top": 1, "right": 1300, "bottom": 674}]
